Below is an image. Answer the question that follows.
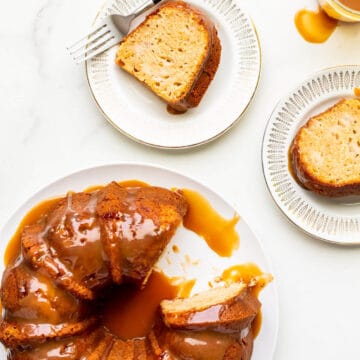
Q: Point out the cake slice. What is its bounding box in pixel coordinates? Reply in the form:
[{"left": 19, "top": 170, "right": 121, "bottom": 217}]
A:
[
  {"left": 160, "top": 283, "right": 260, "bottom": 331},
  {"left": 290, "top": 98, "right": 360, "bottom": 196},
  {"left": 153, "top": 282, "right": 260, "bottom": 360},
  {"left": 21, "top": 193, "right": 106, "bottom": 302},
  {"left": 97, "top": 182, "right": 188, "bottom": 286},
  {"left": 115, "top": 1, "right": 221, "bottom": 113}
]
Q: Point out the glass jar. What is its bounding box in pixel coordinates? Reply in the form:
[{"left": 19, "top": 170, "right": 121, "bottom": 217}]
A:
[{"left": 319, "top": 0, "right": 360, "bottom": 22}]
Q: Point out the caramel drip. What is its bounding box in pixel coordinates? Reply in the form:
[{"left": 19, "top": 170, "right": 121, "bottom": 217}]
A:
[
  {"left": 167, "top": 105, "right": 187, "bottom": 115},
  {"left": 295, "top": 7, "right": 338, "bottom": 43},
  {"left": 221, "top": 263, "right": 262, "bottom": 284},
  {"left": 220, "top": 263, "right": 273, "bottom": 339},
  {"left": 174, "top": 278, "right": 196, "bottom": 298},
  {"left": 4, "top": 197, "right": 61, "bottom": 266},
  {"left": 102, "top": 270, "right": 179, "bottom": 339},
  {"left": 288, "top": 146, "right": 308, "bottom": 190},
  {"left": 118, "top": 180, "right": 149, "bottom": 188},
  {"left": 39, "top": 191, "right": 110, "bottom": 290},
  {"left": 160, "top": 328, "right": 242, "bottom": 360},
  {"left": 251, "top": 311, "right": 262, "bottom": 338},
  {"left": 3, "top": 263, "right": 81, "bottom": 324},
  {"left": 182, "top": 189, "right": 240, "bottom": 257},
  {"left": 354, "top": 87, "right": 360, "bottom": 97},
  {"left": 220, "top": 263, "right": 270, "bottom": 298},
  {"left": 83, "top": 180, "right": 149, "bottom": 193}
]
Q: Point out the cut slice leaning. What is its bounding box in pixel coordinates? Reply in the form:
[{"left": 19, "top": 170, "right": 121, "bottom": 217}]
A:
[{"left": 115, "top": 1, "right": 221, "bottom": 112}]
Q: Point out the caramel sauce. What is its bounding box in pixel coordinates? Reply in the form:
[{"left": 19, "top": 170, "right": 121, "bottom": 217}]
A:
[
  {"left": 354, "top": 87, "right": 360, "bottom": 97},
  {"left": 46, "top": 192, "right": 110, "bottom": 289},
  {"left": 221, "top": 263, "right": 269, "bottom": 298},
  {"left": 295, "top": 7, "right": 338, "bottom": 43},
  {"left": 167, "top": 105, "right": 187, "bottom": 115},
  {"left": 221, "top": 263, "right": 273, "bottom": 338},
  {"left": 102, "top": 270, "right": 179, "bottom": 339},
  {"left": 339, "top": 0, "right": 360, "bottom": 11},
  {"left": 160, "top": 328, "right": 243, "bottom": 360},
  {"left": 2, "top": 181, "right": 265, "bottom": 353},
  {"left": 118, "top": 180, "right": 149, "bottom": 187},
  {"left": 252, "top": 311, "right": 262, "bottom": 338},
  {"left": 3, "top": 263, "right": 82, "bottom": 324},
  {"left": 182, "top": 189, "right": 240, "bottom": 257},
  {"left": 175, "top": 278, "right": 196, "bottom": 298},
  {"left": 4, "top": 197, "right": 61, "bottom": 266},
  {"left": 221, "top": 263, "right": 262, "bottom": 286},
  {"left": 172, "top": 244, "right": 180, "bottom": 253},
  {"left": 288, "top": 146, "right": 308, "bottom": 189},
  {"left": 84, "top": 180, "right": 149, "bottom": 193}
]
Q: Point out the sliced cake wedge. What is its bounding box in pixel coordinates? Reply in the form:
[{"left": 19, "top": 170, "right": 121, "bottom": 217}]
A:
[
  {"left": 160, "top": 283, "right": 260, "bottom": 332},
  {"left": 290, "top": 98, "right": 360, "bottom": 196},
  {"left": 115, "top": 1, "right": 221, "bottom": 113}
]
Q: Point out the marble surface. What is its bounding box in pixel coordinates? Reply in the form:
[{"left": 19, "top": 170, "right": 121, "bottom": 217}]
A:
[{"left": 1, "top": 0, "right": 360, "bottom": 358}]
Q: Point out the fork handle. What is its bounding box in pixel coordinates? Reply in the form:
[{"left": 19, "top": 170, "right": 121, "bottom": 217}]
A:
[{"left": 133, "top": 0, "right": 163, "bottom": 16}]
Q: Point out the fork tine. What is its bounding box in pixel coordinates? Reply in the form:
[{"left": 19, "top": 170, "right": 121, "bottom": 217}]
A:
[
  {"left": 76, "top": 37, "right": 118, "bottom": 64},
  {"left": 72, "top": 32, "right": 115, "bottom": 60},
  {"left": 67, "top": 23, "right": 108, "bottom": 54}
]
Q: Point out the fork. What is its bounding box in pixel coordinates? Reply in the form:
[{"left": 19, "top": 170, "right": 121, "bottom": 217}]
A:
[{"left": 67, "top": 0, "right": 161, "bottom": 64}]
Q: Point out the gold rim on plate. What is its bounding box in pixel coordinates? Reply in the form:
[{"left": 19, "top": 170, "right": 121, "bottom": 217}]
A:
[{"left": 85, "top": 0, "right": 261, "bottom": 149}]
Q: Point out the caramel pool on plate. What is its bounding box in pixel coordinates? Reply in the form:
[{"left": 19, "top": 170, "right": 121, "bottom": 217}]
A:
[
  {"left": 181, "top": 188, "right": 240, "bottom": 257},
  {"left": 221, "top": 263, "right": 270, "bottom": 338},
  {"left": 295, "top": 6, "right": 338, "bottom": 43}
]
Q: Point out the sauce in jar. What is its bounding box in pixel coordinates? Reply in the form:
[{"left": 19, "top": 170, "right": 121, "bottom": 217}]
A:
[{"left": 319, "top": 0, "right": 360, "bottom": 21}]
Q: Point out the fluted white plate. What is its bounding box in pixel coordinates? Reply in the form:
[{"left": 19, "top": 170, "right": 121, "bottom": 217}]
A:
[
  {"left": 85, "top": 0, "right": 261, "bottom": 149},
  {"left": 0, "top": 163, "right": 277, "bottom": 359},
  {"left": 262, "top": 65, "right": 360, "bottom": 245}
]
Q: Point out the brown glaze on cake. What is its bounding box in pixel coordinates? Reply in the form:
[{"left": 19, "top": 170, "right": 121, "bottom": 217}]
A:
[
  {"left": 0, "top": 181, "right": 265, "bottom": 360},
  {"left": 156, "top": 327, "right": 254, "bottom": 360}
]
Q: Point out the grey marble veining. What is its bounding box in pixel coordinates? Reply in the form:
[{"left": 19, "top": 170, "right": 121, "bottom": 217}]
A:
[{"left": 0, "top": 1, "right": 360, "bottom": 359}]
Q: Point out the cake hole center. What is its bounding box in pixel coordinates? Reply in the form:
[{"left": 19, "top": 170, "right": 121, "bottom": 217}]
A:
[{"left": 102, "top": 270, "right": 179, "bottom": 339}]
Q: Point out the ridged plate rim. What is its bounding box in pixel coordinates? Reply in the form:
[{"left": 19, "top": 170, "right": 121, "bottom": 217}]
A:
[
  {"left": 85, "top": 0, "right": 261, "bottom": 149},
  {"left": 262, "top": 65, "right": 360, "bottom": 245}
]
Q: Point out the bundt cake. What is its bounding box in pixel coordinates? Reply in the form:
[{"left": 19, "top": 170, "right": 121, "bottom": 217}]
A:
[
  {"left": 0, "top": 181, "right": 263, "bottom": 359},
  {"left": 290, "top": 98, "right": 360, "bottom": 196},
  {"left": 115, "top": 0, "right": 221, "bottom": 113}
]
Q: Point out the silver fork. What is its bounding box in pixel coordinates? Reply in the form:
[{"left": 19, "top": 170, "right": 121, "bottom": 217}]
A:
[{"left": 67, "top": 0, "right": 161, "bottom": 64}]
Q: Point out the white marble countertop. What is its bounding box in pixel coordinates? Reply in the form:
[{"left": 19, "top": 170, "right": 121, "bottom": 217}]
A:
[{"left": 1, "top": 0, "right": 360, "bottom": 358}]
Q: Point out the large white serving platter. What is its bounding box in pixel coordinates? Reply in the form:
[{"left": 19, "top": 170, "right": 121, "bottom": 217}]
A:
[
  {"left": 86, "top": 0, "right": 261, "bottom": 149},
  {"left": 0, "top": 163, "right": 277, "bottom": 358}
]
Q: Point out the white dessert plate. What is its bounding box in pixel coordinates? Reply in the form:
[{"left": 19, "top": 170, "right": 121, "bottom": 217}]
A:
[
  {"left": 85, "top": 0, "right": 261, "bottom": 149},
  {"left": 262, "top": 65, "right": 360, "bottom": 245},
  {"left": 0, "top": 163, "right": 277, "bottom": 359}
]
